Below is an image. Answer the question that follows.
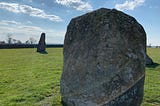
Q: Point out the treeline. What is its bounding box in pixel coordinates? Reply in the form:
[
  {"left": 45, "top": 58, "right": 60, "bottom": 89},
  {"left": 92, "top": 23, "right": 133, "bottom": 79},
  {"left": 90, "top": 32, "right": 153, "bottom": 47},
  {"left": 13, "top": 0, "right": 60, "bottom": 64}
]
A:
[
  {"left": 0, "top": 44, "right": 63, "bottom": 49},
  {"left": 0, "top": 34, "right": 37, "bottom": 45}
]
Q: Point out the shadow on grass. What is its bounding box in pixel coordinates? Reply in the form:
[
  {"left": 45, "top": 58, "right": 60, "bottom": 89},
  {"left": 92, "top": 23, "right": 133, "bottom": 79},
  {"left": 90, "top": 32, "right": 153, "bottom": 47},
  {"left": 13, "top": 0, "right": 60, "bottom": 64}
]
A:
[
  {"left": 146, "top": 63, "right": 160, "bottom": 68},
  {"left": 38, "top": 51, "right": 48, "bottom": 54},
  {"left": 146, "top": 99, "right": 160, "bottom": 104},
  {"left": 61, "top": 101, "right": 68, "bottom": 106}
]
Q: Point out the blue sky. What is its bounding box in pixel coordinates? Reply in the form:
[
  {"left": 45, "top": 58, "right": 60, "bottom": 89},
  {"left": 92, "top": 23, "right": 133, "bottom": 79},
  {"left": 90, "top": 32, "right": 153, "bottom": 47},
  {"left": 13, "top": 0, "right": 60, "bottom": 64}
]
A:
[{"left": 0, "top": 0, "right": 159, "bottom": 45}]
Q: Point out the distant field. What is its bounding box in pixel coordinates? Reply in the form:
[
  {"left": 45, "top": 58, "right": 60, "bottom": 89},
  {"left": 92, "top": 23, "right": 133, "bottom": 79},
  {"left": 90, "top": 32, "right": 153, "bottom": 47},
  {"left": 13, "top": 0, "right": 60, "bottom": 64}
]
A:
[{"left": 0, "top": 48, "right": 160, "bottom": 106}]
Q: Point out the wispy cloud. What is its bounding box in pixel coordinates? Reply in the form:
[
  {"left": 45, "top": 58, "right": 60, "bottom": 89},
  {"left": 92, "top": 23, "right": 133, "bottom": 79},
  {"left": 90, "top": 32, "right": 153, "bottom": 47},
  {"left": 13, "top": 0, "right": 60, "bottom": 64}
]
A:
[
  {"left": 0, "top": 20, "right": 44, "bottom": 37},
  {"left": 0, "top": 20, "right": 65, "bottom": 44},
  {"left": 0, "top": 2, "right": 62, "bottom": 22},
  {"left": 1, "top": 20, "right": 21, "bottom": 25},
  {"left": 19, "top": 5, "right": 62, "bottom": 22},
  {"left": 0, "top": 2, "right": 19, "bottom": 13},
  {"left": 115, "top": 0, "right": 145, "bottom": 11},
  {"left": 55, "top": 0, "right": 93, "bottom": 11}
]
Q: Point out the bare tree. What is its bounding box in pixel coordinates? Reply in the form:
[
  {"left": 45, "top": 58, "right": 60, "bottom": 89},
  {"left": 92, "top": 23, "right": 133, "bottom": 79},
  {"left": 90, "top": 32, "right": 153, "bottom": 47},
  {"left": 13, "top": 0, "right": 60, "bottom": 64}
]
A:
[
  {"left": 25, "top": 37, "right": 36, "bottom": 44},
  {"left": 13, "top": 39, "right": 17, "bottom": 44},
  {"left": 7, "top": 33, "right": 13, "bottom": 44},
  {"left": 16, "top": 40, "right": 22, "bottom": 44},
  {"left": 6, "top": 33, "right": 23, "bottom": 44},
  {"left": 0, "top": 41, "right": 5, "bottom": 44},
  {"left": 29, "top": 37, "right": 36, "bottom": 44},
  {"left": 25, "top": 40, "right": 30, "bottom": 44}
]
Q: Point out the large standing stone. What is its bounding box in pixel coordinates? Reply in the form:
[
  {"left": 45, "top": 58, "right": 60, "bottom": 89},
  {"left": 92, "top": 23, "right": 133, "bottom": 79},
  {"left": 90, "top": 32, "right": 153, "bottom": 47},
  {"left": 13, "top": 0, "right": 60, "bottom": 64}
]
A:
[
  {"left": 37, "top": 33, "right": 46, "bottom": 52},
  {"left": 61, "top": 8, "right": 146, "bottom": 106},
  {"left": 146, "top": 54, "right": 153, "bottom": 65}
]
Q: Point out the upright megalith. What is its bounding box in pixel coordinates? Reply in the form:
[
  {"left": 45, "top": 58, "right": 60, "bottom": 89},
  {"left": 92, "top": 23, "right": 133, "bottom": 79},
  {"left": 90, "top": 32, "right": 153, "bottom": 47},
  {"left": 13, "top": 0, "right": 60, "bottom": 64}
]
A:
[
  {"left": 61, "top": 8, "right": 146, "bottom": 106},
  {"left": 37, "top": 33, "right": 46, "bottom": 53},
  {"left": 146, "top": 54, "right": 154, "bottom": 65}
]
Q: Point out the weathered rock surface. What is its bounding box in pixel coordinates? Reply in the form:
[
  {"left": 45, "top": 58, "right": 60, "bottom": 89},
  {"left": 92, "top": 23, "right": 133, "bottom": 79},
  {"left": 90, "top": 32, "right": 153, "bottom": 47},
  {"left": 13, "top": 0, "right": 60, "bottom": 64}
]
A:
[
  {"left": 61, "top": 8, "right": 146, "bottom": 106},
  {"left": 146, "top": 54, "right": 153, "bottom": 65},
  {"left": 37, "top": 33, "right": 46, "bottom": 52}
]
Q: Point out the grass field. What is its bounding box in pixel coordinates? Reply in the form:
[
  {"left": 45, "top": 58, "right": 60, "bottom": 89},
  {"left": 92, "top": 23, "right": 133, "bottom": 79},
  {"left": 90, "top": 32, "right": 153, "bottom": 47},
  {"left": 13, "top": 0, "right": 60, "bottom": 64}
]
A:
[
  {"left": 142, "top": 48, "right": 160, "bottom": 106},
  {"left": 0, "top": 48, "right": 160, "bottom": 106},
  {"left": 0, "top": 48, "right": 62, "bottom": 106}
]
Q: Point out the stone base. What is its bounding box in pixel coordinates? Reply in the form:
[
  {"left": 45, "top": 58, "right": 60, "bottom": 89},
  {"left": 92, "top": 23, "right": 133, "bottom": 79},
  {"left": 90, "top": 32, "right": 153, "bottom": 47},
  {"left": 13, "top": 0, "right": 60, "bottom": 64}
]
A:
[
  {"left": 61, "top": 76, "right": 144, "bottom": 106},
  {"left": 103, "top": 76, "right": 144, "bottom": 106}
]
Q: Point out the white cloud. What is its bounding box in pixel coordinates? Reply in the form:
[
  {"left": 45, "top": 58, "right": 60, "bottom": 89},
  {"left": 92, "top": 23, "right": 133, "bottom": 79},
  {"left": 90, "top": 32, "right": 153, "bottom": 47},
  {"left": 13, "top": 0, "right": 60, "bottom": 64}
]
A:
[
  {"left": 0, "top": 20, "right": 65, "bottom": 44},
  {"left": 0, "top": 20, "right": 43, "bottom": 39},
  {"left": 19, "top": 5, "right": 62, "bottom": 22},
  {"left": 115, "top": 0, "right": 145, "bottom": 11},
  {"left": 0, "top": 2, "right": 62, "bottom": 22},
  {"left": 55, "top": 0, "right": 93, "bottom": 11},
  {"left": 0, "top": 2, "right": 19, "bottom": 13},
  {"left": 1, "top": 20, "right": 21, "bottom": 25}
]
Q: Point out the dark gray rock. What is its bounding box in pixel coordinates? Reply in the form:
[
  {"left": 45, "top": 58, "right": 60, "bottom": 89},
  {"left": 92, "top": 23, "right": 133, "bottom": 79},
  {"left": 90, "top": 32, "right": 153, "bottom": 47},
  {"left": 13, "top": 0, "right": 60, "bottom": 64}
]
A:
[
  {"left": 61, "top": 8, "right": 146, "bottom": 106},
  {"left": 146, "top": 54, "right": 153, "bottom": 65},
  {"left": 37, "top": 33, "right": 46, "bottom": 52}
]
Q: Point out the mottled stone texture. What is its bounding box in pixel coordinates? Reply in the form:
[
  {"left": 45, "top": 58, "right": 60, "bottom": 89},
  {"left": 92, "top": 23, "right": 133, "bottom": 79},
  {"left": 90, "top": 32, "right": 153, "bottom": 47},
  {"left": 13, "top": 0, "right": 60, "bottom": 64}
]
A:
[
  {"left": 146, "top": 54, "right": 153, "bottom": 65},
  {"left": 61, "top": 8, "right": 146, "bottom": 106},
  {"left": 37, "top": 33, "right": 46, "bottom": 52}
]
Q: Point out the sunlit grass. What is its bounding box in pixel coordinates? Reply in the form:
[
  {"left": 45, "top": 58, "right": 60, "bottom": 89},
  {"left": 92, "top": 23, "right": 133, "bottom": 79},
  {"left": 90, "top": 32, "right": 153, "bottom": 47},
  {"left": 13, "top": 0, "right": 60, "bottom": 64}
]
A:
[
  {"left": 141, "top": 48, "right": 160, "bottom": 106},
  {"left": 0, "top": 48, "right": 63, "bottom": 106},
  {"left": 0, "top": 48, "right": 159, "bottom": 106}
]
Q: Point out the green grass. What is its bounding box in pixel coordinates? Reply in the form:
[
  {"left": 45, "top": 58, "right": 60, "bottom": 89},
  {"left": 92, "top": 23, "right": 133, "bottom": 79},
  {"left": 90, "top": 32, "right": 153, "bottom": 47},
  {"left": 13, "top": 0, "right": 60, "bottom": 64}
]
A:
[
  {"left": 141, "top": 48, "right": 160, "bottom": 106},
  {"left": 0, "top": 48, "right": 160, "bottom": 106},
  {"left": 0, "top": 48, "right": 63, "bottom": 106}
]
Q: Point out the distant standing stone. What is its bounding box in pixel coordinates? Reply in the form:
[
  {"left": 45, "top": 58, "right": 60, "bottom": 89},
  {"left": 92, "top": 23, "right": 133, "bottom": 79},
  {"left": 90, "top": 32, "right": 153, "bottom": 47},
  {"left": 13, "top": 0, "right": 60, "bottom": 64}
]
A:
[
  {"left": 146, "top": 54, "right": 153, "bottom": 65},
  {"left": 37, "top": 33, "right": 46, "bottom": 52},
  {"left": 61, "top": 8, "right": 146, "bottom": 106}
]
